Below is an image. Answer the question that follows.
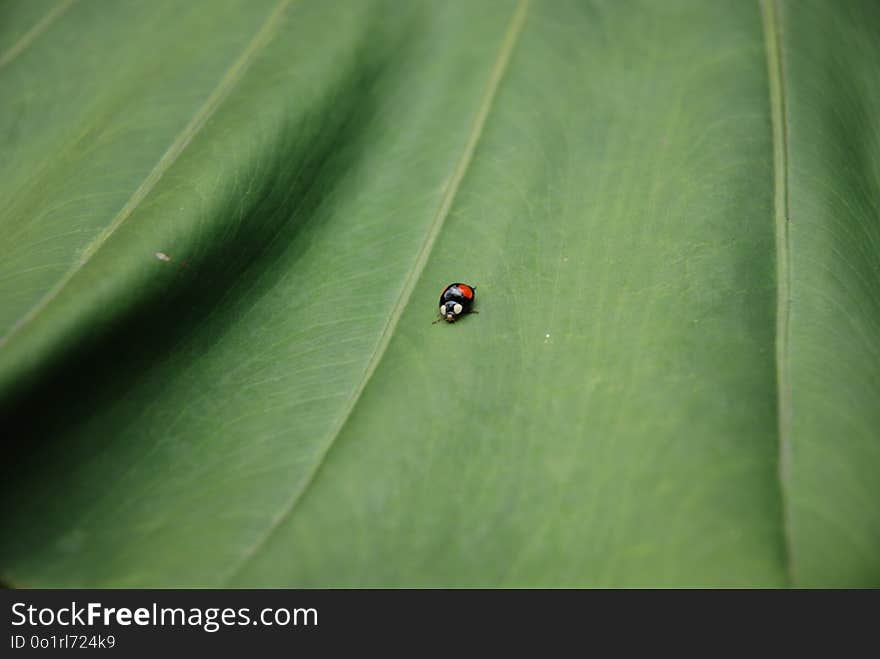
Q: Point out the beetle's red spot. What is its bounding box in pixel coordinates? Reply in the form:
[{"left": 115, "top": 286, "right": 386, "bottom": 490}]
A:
[{"left": 458, "top": 284, "right": 474, "bottom": 299}]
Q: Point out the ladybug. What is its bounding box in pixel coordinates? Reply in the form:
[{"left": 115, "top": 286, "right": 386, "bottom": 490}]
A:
[{"left": 434, "top": 282, "right": 478, "bottom": 324}]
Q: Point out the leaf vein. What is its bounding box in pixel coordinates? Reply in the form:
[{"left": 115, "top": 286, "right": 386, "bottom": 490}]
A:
[
  {"left": 0, "top": 0, "right": 76, "bottom": 71},
  {"left": 220, "top": 0, "right": 532, "bottom": 585},
  {"left": 0, "top": 0, "right": 293, "bottom": 348},
  {"left": 761, "top": 0, "right": 797, "bottom": 586}
]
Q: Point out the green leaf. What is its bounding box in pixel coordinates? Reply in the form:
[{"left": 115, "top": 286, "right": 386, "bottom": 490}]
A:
[{"left": 0, "top": 0, "right": 877, "bottom": 587}]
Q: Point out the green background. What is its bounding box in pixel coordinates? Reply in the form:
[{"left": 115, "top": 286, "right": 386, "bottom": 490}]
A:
[{"left": 0, "top": 0, "right": 877, "bottom": 587}]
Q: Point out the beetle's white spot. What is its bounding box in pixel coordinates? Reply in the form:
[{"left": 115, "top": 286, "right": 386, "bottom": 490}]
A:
[
  {"left": 453, "top": 303, "right": 463, "bottom": 315},
  {"left": 155, "top": 252, "right": 171, "bottom": 262},
  {"left": 440, "top": 304, "right": 446, "bottom": 314}
]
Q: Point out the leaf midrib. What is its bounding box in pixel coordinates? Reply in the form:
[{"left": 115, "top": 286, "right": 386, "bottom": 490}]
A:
[
  {"left": 760, "top": 0, "right": 796, "bottom": 586},
  {"left": 219, "top": 0, "right": 533, "bottom": 585}
]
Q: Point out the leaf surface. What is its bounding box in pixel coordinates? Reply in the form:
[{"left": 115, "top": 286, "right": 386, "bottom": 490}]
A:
[{"left": 0, "top": 0, "right": 877, "bottom": 587}]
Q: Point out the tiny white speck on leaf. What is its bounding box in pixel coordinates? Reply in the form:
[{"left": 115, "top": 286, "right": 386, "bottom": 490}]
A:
[
  {"left": 155, "top": 252, "right": 171, "bottom": 262},
  {"left": 545, "top": 333, "right": 551, "bottom": 338}
]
